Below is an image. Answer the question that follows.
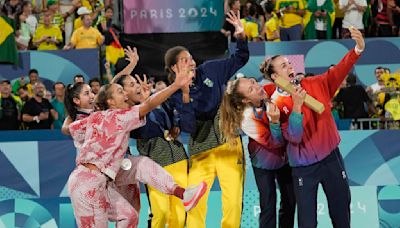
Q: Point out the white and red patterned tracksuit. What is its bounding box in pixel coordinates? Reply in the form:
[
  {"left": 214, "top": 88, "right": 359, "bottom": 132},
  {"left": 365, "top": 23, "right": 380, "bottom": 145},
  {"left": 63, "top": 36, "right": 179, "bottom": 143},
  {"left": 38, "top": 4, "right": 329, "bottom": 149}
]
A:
[{"left": 68, "top": 106, "right": 178, "bottom": 228}]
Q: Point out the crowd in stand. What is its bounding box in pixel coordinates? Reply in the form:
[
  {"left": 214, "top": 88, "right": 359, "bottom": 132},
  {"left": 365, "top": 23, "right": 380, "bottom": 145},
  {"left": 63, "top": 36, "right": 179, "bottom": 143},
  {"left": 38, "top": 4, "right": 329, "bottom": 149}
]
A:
[
  {"left": 222, "top": 0, "right": 400, "bottom": 41},
  {"left": 0, "top": 0, "right": 114, "bottom": 51},
  {"left": 332, "top": 66, "right": 400, "bottom": 129}
]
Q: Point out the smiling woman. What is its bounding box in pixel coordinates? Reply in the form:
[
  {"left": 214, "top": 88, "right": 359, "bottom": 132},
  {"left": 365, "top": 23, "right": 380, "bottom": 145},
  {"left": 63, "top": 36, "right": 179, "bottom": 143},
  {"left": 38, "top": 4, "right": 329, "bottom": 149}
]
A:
[
  {"left": 95, "top": 84, "right": 129, "bottom": 110},
  {"left": 259, "top": 27, "right": 365, "bottom": 228},
  {"left": 63, "top": 63, "right": 208, "bottom": 228},
  {"left": 219, "top": 76, "right": 305, "bottom": 228}
]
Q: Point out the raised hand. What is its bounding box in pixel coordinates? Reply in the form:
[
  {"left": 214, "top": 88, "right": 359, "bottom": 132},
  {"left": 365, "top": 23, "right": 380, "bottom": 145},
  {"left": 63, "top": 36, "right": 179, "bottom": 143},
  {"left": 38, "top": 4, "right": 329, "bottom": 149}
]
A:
[
  {"left": 292, "top": 86, "right": 306, "bottom": 113},
  {"left": 267, "top": 103, "right": 280, "bottom": 124},
  {"left": 173, "top": 58, "right": 195, "bottom": 90},
  {"left": 124, "top": 46, "right": 139, "bottom": 65},
  {"left": 349, "top": 26, "right": 365, "bottom": 53},
  {"left": 172, "top": 56, "right": 194, "bottom": 102},
  {"left": 226, "top": 10, "right": 246, "bottom": 40},
  {"left": 135, "top": 74, "right": 152, "bottom": 101},
  {"left": 104, "top": 61, "right": 111, "bottom": 72}
]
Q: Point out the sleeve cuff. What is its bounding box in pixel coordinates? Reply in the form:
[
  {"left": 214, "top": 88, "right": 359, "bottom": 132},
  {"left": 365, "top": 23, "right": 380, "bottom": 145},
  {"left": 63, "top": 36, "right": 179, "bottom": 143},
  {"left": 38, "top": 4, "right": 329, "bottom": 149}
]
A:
[
  {"left": 270, "top": 122, "right": 282, "bottom": 135},
  {"left": 289, "top": 112, "right": 303, "bottom": 124},
  {"left": 270, "top": 122, "right": 281, "bottom": 129}
]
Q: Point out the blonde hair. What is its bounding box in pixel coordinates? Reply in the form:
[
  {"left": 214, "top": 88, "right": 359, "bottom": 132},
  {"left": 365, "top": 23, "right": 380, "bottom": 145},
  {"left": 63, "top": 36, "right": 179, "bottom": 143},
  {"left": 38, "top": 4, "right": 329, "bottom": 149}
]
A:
[{"left": 220, "top": 79, "right": 248, "bottom": 145}]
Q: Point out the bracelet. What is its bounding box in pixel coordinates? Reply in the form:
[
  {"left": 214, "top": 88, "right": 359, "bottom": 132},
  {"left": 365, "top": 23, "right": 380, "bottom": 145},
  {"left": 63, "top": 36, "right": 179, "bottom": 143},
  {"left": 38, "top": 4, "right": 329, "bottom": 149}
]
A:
[{"left": 354, "top": 45, "right": 364, "bottom": 54}]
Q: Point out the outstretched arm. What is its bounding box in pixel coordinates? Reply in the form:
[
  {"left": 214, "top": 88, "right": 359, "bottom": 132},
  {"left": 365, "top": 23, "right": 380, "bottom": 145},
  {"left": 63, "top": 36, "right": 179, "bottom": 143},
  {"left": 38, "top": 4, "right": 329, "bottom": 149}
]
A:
[
  {"left": 115, "top": 46, "right": 139, "bottom": 78},
  {"left": 199, "top": 10, "right": 249, "bottom": 84},
  {"left": 139, "top": 58, "right": 194, "bottom": 118},
  {"left": 322, "top": 27, "right": 364, "bottom": 98}
]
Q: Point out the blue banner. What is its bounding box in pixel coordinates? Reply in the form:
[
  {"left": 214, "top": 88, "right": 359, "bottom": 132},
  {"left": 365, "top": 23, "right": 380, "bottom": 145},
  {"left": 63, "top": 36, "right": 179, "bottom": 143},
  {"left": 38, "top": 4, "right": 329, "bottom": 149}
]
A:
[{"left": 0, "top": 49, "right": 100, "bottom": 90}]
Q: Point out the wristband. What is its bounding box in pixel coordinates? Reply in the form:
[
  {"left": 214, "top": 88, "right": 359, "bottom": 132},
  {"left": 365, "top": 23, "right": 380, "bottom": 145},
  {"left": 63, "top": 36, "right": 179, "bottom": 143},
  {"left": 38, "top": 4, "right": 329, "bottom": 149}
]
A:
[{"left": 354, "top": 45, "right": 364, "bottom": 54}]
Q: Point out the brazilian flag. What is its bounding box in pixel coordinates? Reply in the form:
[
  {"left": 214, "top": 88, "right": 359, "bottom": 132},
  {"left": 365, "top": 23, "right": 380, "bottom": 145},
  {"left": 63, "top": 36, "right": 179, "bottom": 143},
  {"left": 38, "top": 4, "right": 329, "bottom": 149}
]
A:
[{"left": 0, "top": 16, "right": 18, "bottom": 65}]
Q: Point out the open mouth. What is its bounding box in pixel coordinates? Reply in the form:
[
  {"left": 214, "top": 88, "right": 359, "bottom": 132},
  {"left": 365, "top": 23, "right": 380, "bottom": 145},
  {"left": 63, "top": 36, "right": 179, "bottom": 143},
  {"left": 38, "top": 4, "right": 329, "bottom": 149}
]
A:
[{"left": 289, "top": 73, "right": 295, "bottom": 79}]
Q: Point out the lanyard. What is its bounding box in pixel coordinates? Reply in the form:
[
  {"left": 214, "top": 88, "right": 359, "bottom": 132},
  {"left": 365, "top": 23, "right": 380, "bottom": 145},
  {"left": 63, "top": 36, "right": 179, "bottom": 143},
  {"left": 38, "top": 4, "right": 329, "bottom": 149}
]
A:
[{"left": 252, "top": 102, "right": 267, "bottom": 120}]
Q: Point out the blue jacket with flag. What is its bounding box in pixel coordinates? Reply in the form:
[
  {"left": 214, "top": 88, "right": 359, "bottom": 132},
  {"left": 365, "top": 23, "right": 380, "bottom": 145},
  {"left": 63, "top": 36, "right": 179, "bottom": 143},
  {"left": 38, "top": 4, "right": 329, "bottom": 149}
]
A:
[{"left": 168, "top": 39, "right": 249, "bottom": 134}]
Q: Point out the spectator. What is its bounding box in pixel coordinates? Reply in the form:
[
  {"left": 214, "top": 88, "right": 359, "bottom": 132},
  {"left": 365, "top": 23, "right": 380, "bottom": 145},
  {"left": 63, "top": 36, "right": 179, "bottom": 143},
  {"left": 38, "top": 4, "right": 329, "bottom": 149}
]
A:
[
  {"left": 367, "top": 66, "right": 386, "bottom": 94},
  {"left": 73, "top": 74, "right": 84, "bottom": 83},
  {"left": 339, "top": 0, "right": 367, "bottom": 38},
  {"left": 154, "top": 80, "right": 167, "bottom": 93},
  {"left": 0, "top": 80, "right": 21, "bottom": 130},
  {"left": 74, "top": 1, "right": 104, "bottom": 31},
  {"left": 73, "top": 6, "right": 91, "bottom": 31},
  {"left": 263, "top": 0, "right": 280, "bottom": 41},
  {"left": 221, "top": 0, "right": 241, "bottom": 42},
  {"left": 22, "top": 82, "right": 58, "bottom": 129},
  {"left": 374, "top": 0, "right": 395, "bottom": 36},
  {"left": 17, "top": 85, "right": 29, "bottom": 104},
  {"left": 21, "top": 1, "right": 37, "bottom": 36},
  {"left": 242, "top": 4, "right": 260, "bottom": 41},
  {"left": 88, "top": 77, "right": 101, "bottom": 94},
  {"left": 304, "top": 0, "right": 335, "bottom": 39},
  {"left": 12, "top": 68, "right": 40, "bottom": 96},
  {"left": 15, "top": 10, "right": 31, "bottom": 50},
  {"left": 275, "top": 0, "right": 305, "bottom": 40},
  {"left": 40, "top": 0, "right": 64, "bottom": 31},
  {"left": 81, "top": 0, "right": 103, "bottom": 18},
  {"left": 97, "top": 6, "right": 113, "bottom": 34},
  {"left": 33, "top": 11, "right": 63, "bottom": 50},
  {"left": 335, "top": 73, "right": 375, "bottom": 119},
  {"left": 380, "top": 71, "right": 400, "bottom": 120},
  {"left": 333, "top": 0, "right": 345, "bottom": 38},
  {"left": 40, "top": 0, "right": 80, "bottom": 31},
  {"left": 390, "top": 0, "right": 400, "bottom": 36},
  {"left": 1, "top": 0, "right": 22, "bottom": 19},
  {"left": 50, "top": 81, "right": 65, "bottom": 129},
  {"left": 63, "top": 14, "right": 104, "bottom": 49}
]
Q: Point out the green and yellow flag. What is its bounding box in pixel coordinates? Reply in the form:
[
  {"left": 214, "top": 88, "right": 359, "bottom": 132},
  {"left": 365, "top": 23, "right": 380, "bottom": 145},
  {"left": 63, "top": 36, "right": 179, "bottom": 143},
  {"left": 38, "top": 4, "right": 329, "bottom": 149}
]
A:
[{"left": 0, "top": 16, "right": 18, "bottom": 65}]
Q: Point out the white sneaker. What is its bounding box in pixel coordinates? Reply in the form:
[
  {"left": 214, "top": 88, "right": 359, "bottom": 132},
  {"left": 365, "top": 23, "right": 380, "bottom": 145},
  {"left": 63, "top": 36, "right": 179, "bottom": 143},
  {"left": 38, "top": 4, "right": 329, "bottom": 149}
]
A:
[{"left": 182, "top": 181, "right": 207, "bottom": 212}]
